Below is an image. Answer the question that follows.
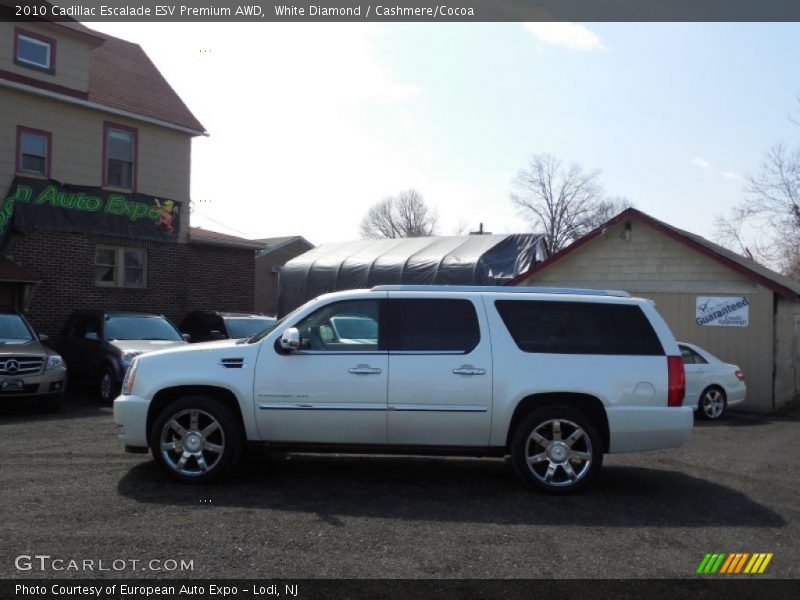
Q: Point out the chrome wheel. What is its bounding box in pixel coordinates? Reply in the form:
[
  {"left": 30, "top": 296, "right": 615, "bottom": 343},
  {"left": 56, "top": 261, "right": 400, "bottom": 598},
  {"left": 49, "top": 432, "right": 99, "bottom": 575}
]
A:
[
  {"left": 159, "top": 409, "right": 226, "bottom": 477},
  {"left": 524, "top": 418, "right": 593, "bottom": 487},
  {"left": 701, "top": 388, "right": 725, "bottom": 419}
]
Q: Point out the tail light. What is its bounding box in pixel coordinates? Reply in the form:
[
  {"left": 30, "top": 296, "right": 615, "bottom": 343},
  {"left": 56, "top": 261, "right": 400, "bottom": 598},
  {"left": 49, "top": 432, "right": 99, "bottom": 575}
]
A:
[
  {"left": 735, "top": 368, "right": 745, "bottom": 381},
  {"left": 667, "top": 356, "right": 685, "bottom": 407}
]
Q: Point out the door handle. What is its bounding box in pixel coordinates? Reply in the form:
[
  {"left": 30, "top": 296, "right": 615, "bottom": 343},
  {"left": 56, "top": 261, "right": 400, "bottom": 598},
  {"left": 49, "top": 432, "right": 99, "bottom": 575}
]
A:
[
  {"left": 348, "top": 365, "right": 382, "bottom": 375},
  {"left": 453, "top": 367, "right": 486, "bottom": 376}
]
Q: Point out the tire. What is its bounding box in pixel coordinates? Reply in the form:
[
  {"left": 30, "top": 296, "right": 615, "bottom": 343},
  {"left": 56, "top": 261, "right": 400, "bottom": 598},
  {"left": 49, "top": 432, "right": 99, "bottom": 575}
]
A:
[
  {"left": 510, "top": 406, "right": 603, "bottom": 495},
  {"left": 697, "top": 386, "right": 726, "bottom": 420},
  {"left": 98, "top": 366, "right": 120, "bottom": 403},
  {"left": 149, "top": 396, "right": 243, "bottom": 484},
  {"left": 38, "top": 392, "right": 64, "bottom": 412}
]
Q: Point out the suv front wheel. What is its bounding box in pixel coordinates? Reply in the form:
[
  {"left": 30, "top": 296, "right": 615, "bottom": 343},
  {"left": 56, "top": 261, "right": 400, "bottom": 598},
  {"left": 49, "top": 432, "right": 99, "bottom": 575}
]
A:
[
  {"left": 99, "top": 366, "right": 120, "bottom": 403},
  {"left": 510, "top": 406, "right": 603, "bottom": 494},
  {"left": 149, "top": 396, "right": 243, "bottom": 483}
]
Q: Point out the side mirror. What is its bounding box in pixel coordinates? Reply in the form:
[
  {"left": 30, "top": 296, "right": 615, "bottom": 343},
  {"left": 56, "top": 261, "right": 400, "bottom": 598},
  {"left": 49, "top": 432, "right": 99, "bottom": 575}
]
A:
[
  {"left": 85, "top": 332, "right": 100, "bottom": 341},
  {"left": 38, "top": 333, "right": 49, "bottom": 342},
  {"left": 182, "top": 333, "right": 192, "bottom": 342},
  {"left": 279, "top": 328, "right": 300, "bottom": 351}
]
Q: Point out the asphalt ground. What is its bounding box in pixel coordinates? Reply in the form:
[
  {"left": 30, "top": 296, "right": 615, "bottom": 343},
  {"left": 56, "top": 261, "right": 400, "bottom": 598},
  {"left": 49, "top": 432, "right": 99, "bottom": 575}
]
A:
[{"left": 0, "top": 389, "right": 798, "bottom": 580}]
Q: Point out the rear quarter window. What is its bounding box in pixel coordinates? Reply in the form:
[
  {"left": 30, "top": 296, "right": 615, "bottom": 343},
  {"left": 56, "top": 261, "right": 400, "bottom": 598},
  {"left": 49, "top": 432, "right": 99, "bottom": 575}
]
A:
[{"left": 494, "top": 300, "right": 664, "bottom": 356}]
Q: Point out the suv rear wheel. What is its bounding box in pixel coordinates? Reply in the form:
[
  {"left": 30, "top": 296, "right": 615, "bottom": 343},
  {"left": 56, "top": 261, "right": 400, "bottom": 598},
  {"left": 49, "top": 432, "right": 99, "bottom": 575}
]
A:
[
  {"left": 510, "top": 406, "right": 603, "bottom": 494},
  {"left": 149, "top": 396, "right": 242, "bottom": 483}
]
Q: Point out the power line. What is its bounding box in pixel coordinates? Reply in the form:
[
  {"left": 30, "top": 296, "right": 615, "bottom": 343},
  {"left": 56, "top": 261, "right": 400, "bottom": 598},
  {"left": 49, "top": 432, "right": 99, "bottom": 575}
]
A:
[{"left": 191, "top": 210, "right": 250, "bottom": 237}]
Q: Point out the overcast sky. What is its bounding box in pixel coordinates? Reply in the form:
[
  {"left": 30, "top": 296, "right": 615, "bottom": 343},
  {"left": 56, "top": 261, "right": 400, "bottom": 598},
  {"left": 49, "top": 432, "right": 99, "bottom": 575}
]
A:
[{"left": 91, "top": 22, "right": 800, "bottom": 246}]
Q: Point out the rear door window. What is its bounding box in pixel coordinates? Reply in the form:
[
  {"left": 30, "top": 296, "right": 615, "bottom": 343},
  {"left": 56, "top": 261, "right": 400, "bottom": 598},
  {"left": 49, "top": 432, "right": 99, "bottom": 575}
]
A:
[
  {"left": 495, "top": 300, "right": 664, "bottom": 356},
  {"left": 389, "top": 298, "right": 480, "bottom": 353}
]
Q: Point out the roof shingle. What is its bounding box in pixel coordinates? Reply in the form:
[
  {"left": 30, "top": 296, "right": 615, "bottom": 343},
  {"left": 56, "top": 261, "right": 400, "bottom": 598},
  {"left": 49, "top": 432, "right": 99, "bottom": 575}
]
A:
[
  {"left": 189, "top": 227, "right": 264, "bottom": 249},
  {"left": 87, "top": 35, "right": 206, "bottom": 133},
  {"left": 0, "top": 258, "right": 39, "bottom": 283}
]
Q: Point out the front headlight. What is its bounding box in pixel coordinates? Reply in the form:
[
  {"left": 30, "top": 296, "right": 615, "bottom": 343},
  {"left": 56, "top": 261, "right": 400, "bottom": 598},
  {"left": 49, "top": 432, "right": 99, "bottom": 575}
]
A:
[
  {"left": 45, "top": 354, "right": 64, "bottom": 371},
  {"left": 121, "top": 357, "right": 138, "bottom": 395},
  {"left": 121, "top": 351, "right": 142, "bottom": 367}
]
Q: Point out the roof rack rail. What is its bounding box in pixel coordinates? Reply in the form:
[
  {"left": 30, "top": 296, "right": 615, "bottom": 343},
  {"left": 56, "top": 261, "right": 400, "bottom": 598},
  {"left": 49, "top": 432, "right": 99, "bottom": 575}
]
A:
[{"left": 370, "top": 285, "right": 631, "bottom": 297}]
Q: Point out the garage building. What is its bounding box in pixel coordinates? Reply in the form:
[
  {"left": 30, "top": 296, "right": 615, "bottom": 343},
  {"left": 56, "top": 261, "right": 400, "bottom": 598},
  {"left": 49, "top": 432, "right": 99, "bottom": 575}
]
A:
[{"left": 511, "top": 208, "right": 800, "bottom": 412}]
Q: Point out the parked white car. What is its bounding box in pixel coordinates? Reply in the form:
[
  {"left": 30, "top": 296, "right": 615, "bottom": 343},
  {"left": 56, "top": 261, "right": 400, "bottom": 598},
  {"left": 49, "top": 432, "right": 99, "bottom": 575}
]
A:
[
  {"left": 114, "top": 286, "right": 693, "bottom": 494},
  {"left": 679, "top": 342, "right": 746, "bottom": 420}
]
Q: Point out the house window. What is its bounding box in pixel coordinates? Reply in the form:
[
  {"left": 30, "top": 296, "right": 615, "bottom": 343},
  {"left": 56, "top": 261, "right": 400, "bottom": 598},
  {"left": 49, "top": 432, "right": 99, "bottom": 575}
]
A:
[
  {"left": 103, "top": 123, "right": 137, "bottom": 190},
  {"left": 14, "top": 28, "right": 56, "bottom": 73},
  {"left": 94, "top": 247, "right": 147, "bottom": 288},
  {"left": 16, "top": 126, "right": 51, "bottom": 177}
]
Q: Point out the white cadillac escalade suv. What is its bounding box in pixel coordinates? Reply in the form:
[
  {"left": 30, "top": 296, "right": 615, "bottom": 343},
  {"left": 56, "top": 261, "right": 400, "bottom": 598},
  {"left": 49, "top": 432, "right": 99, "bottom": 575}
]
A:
[{"left": 114, "top": 286, "right": 693, "bottom": 494}]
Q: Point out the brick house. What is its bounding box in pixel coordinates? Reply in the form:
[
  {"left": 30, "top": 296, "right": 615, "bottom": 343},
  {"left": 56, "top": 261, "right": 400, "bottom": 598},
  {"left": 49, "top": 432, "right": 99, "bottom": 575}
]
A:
[
  {"left": 0, "top": 14, "right": 255, "bottom": 335},
  {"left": 188, "top": 227, "right": 263, "bottom": 314}
]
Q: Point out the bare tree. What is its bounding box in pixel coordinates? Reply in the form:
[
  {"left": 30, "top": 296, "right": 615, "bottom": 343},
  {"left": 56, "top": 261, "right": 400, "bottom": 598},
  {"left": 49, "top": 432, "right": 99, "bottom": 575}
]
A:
[
  {"left": 360, "top": 189, "right": 439, "bottom": 239},
  {"left": 510, "top": 153, "right": 630, "bottom": 255},
  {"left": 452, "top": 218, "right": 470, "bottom": 236},
  {"left": 717, "top": 113, "right": 800, "bottom": 278}
]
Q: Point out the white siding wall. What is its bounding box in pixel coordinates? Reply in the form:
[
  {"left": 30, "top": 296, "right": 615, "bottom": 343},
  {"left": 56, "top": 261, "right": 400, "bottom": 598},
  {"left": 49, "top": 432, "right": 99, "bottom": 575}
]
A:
[
  {"left": 774, "top": 298, "right": 800, "bottom": 409},
  {"left": 0, "top": 22, "right": 91, "bottom": 92},
  {"left": 0, "top": 87, "right": 192, "bottom": 239}
]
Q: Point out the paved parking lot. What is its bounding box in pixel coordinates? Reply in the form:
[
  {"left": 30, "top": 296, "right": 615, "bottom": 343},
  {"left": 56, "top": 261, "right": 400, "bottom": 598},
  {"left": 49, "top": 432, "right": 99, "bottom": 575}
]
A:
[{"left": 1, "top": 389, "right": 798, "bottom": 579}]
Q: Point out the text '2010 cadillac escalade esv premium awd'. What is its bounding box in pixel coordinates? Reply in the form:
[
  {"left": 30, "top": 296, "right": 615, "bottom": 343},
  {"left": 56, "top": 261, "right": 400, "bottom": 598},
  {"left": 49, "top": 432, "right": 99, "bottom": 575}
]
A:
[{"left": 113, "top": 286, "right": 692, "bottom": 494}]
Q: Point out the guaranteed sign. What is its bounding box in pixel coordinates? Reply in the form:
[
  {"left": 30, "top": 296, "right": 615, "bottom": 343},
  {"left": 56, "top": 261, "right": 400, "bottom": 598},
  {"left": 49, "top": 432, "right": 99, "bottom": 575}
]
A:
[{"left": 695, "top": 296, "right": 750, "bottom": 327}]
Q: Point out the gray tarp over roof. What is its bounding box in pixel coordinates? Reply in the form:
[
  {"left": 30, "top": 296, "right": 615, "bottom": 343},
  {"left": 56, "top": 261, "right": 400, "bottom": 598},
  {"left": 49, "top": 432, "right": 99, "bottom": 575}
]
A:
[{"left": 277, "top": 234, "right": 547, "bottom": 316}]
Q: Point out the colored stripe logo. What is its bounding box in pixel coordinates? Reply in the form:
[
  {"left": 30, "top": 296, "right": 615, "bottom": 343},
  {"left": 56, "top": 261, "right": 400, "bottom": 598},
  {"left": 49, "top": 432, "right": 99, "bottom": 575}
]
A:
[{"left": 697, "top": 553, "right": 773, "bottom": 574}]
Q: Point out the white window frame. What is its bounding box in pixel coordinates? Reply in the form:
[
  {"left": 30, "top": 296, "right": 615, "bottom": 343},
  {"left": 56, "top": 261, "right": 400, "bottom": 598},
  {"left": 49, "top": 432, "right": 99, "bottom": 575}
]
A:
[
  {"left": 16, "top": 34, "right": 52, "bottom": 70},
  {"left": 94, "top": 246, "right": 147, "bottom": 289}
]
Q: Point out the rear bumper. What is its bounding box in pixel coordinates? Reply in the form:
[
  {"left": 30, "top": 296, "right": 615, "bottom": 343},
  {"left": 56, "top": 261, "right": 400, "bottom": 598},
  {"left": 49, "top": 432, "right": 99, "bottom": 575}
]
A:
[
  {"left": 113, "top": 394, "right": 150, "bottom": 448},
  {"left": 607, "top": 406, "right": 693, "bottom": 453},
  {"left": 726, "top": 383, "right": 747, "bottom": 407}
]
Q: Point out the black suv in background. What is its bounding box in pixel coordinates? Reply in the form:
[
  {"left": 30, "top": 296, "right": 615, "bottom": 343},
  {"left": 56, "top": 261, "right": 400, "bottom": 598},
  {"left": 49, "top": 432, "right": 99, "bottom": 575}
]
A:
[
  {"left": 179, "top": 311, "right": 276, "bottom": 343},
  {"left": 57, "top": 310, "right": 187, "bottom": 402}
]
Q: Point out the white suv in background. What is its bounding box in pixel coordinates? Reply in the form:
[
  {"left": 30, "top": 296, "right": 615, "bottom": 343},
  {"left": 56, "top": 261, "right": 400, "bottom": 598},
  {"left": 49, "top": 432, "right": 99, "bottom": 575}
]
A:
[{"left": 114, "top": 286, "right": 693, "bottom": 494}]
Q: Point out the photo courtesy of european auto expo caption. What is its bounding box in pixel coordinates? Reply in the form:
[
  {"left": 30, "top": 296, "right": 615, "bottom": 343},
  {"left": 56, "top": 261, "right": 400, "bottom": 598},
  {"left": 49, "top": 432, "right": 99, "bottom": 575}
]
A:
[{"left": 14, "top": 584, "right": 295, "bottom": 598}]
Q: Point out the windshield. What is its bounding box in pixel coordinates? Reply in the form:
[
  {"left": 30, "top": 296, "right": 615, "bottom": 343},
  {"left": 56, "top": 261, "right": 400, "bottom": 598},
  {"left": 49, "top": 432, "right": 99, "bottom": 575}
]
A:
[
  {"left": 226, "top": 317, "right": 276, "bottom": 339},
  {"left": 0, "top": 314, "right": 34, "bottom": 343},
  {"left": 332, "top": 316, "right": 378, "bottom": 340},
  {"left": 105, "top": 316, "right": 184, "bottom": 341}
]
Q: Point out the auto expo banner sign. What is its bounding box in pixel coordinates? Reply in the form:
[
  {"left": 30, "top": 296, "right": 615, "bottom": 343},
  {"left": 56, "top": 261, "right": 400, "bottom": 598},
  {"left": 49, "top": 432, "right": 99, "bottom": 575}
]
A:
[
  {"left": 0, "top": 176, "right": 180, "bottom": 245},
  {"left": 695, "top": 296, "right": 750, "bottom": 327}
]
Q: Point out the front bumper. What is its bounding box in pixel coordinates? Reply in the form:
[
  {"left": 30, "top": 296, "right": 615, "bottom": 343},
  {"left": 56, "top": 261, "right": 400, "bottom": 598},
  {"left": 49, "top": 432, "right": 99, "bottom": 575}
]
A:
[
  {"left": 0, "top": 367, "right": 67, "bottom": 399},
  {"left": 113, "top": 394, "right": 150, "bottom": 448},
  {"left": 606, "top": 406, "right": 693, "bottom": 453}
]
